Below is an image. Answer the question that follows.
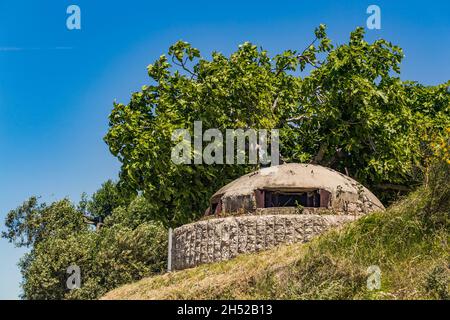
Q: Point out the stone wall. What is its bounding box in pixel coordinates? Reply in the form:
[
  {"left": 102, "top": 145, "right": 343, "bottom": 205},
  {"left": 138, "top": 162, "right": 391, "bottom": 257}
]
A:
[{"left": 171, "top": 214, "right": 357, "bottom": 270}]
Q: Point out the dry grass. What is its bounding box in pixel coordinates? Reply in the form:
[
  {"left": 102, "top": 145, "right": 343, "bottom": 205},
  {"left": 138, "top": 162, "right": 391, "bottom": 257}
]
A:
[
  {"left": 102, "top": 243, "right": 306, "bottom": 300},
  {"left": 102, "top": 165, "right": 449, "bottom": 300}
]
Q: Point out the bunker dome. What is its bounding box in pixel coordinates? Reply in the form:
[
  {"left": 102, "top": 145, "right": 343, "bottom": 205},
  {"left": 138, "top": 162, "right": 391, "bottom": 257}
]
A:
[{"left": 206, "top": 163, "right": 384, "bottom": 215}]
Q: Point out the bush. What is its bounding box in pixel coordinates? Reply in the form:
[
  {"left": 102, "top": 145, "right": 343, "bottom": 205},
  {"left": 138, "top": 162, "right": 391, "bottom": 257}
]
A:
[
  {"left": 4, "top": 194, "right": 168, "bottom": 300},
  {"left": 424, "top": 264, "right": 450, "bottom": 300},
  {"left": 66, "top": 222, "right": 167, "bottom": 300},
  {"left": 421, "top": 161, "right": 450, "bottom": 229}
]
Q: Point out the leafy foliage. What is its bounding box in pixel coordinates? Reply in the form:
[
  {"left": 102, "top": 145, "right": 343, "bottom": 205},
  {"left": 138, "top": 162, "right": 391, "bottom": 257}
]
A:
[
  {"left": 85, "top": 180, "right": 133, "bottom": 220},
  {"left": 2, "top": 197, "right": 87, "bottom": 248},
  {"left": 105, "top": 26, "right": 450, "bottom": 226},
  {"left": 66, "top": 221, "right": 167, "bottom": 300},
  {"left": 20, "top": 231, "right": 96, "bottom": 300},
  {"left": 2, "top": 193, "right": 167, "bottom": 300}
]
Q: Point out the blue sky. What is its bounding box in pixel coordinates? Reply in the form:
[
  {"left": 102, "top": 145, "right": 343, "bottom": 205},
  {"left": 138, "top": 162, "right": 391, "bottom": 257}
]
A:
[{"left": 0, "top": 0, "right": 449, "bottom": 299}]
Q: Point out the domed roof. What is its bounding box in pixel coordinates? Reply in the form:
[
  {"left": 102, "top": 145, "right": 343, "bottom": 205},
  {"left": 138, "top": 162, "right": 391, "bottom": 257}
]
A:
[{"left": 211, "top": 163, "right": 384, "bottom": 210}]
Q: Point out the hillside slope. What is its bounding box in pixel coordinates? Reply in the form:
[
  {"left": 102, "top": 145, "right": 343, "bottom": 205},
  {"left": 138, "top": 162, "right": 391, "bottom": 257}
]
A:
[{"left": 103, "top": 166, "right": 449, "bottom": 300}]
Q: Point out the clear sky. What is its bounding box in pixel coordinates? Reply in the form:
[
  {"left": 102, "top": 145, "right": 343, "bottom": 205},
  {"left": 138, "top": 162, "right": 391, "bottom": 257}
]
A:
[{"left": 0, "top": 0, "right": 449, "bottom": 299}]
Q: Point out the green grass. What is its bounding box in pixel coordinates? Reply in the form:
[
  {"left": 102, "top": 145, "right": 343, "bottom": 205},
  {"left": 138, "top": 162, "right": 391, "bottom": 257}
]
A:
[{"left": 102, "top": 165, "right": 449, "bottom": 300}]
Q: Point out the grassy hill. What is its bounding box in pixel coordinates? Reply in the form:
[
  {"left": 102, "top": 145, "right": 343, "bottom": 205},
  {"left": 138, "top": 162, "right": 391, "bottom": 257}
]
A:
[{"left": 102, "top": 165, "right": 449, "bottom": 300}]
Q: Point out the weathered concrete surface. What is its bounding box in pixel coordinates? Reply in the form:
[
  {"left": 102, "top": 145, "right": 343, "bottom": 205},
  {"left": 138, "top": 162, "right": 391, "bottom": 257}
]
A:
[
  {"left": 172, "top": 214, "right": 357, "bottom": 270},
  {"left": 210, "top": 163, "right": 385, "bottom": 213}
]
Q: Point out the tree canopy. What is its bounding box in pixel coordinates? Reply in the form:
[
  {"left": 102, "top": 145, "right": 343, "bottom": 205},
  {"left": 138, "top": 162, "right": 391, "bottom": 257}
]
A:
[
  {"left": 105, "top": 26, "right": 450, "bottom": 227},
  {"left": 2, "top": 194, "right": 167, "bottom": 300}
]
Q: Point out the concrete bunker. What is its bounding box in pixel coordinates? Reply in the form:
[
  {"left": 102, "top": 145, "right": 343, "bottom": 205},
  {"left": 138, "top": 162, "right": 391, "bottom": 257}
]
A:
[
  {"left": 171, "top": 163, "right": 384, "bottom": 270},
  {"left": 207, "top": 163, "right": 384, "bottom": 216}
]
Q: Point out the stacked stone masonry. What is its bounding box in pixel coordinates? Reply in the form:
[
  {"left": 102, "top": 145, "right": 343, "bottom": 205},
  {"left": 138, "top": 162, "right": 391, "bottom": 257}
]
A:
[{"left": 172, "top": 214, "right": 357, "bottom": 270}]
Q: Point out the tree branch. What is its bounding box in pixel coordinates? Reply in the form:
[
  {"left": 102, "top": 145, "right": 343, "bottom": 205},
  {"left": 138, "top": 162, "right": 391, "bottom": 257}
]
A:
[
  {"left": 171, "top": 56, "right": 197, "bottom": 78},
  {"left": 286, "top": 115, "right": 309, "bottom": 122},
  {"left": 310, "top": 143, "right": 328, "bottom": 164}
]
